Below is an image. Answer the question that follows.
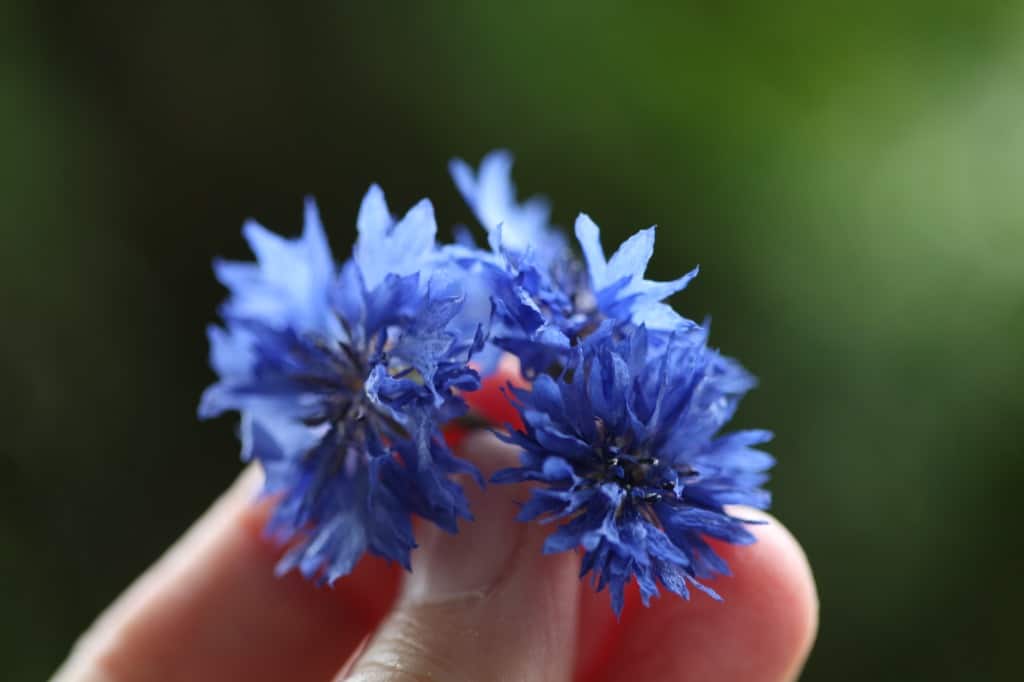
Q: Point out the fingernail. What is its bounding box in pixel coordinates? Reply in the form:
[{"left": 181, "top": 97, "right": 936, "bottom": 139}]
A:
[{"left": 403, "top": 433, "right": 528, "bottom": 601}]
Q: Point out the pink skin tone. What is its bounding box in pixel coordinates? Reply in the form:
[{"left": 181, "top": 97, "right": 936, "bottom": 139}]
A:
[{"left": 54, "top": 431, "right": 817, "bottom": 682}]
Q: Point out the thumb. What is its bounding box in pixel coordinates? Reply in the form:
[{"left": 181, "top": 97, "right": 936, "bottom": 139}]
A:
[{"left": 338, "top": 431, "right": 580, "bottom": 681}]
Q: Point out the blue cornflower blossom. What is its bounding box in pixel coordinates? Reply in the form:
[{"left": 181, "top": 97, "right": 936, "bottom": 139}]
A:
[
  {"left": 493, "top": 325, "right": 774, "bottom": 615},
  {"left": 450, "top": 151, "right": 699, "bottom": 376},
  {"left": 201, "top": 150, "right": 775, "bottom": 615},
  {"left": 200, "top": 186, "right": 483, "bottom": 581},
  {"left": 449, "top": 149, "right": 569, "bottom": 271}
]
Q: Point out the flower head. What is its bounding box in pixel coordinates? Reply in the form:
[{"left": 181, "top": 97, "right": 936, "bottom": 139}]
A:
[
  {"left": 450, "top": 152, "right": 700, "bottom": 377},
  {"left": 200, "top": 187, "right": 483, "bottom": 580},
  {"left": 199, "top": 149, "right": 777, "bottom": 616},
  {"left": 493, "top": 326, "right": 774, "bottom": 615},
  {"left": 573, "top": 214, "right": 699, "bottom": 331},
  {"left": 449, "top": 149, "right": 568, "bottom": 270}
]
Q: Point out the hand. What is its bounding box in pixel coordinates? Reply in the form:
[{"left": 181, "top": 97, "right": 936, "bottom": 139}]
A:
[{"left": 53, "top": 432, "right": 817, "bottom": 681}]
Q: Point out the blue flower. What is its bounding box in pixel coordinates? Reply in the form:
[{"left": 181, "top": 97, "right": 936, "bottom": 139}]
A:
[
  {"left": 493, "top": 326, "right": 774, "bottom": 615},
  {"left": 574, "top": 214, "right": 699, "bottom": 331},
  {"left": 200, "top": 187, "right": 483, "bottom": 581},
  {"left": 449, "top": 149, "right": 569, "bottom": 271},
  {"left": 199, "top": 150, "right": 777, "bottom": 613},
  {"left": 449, "top": 151, "right": 701, "bottom": 377}
]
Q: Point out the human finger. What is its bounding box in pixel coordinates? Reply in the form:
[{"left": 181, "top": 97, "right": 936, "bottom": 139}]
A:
[
  {"left": 339, "top": 432, "right": 581, "bottom": 682},
  {"left": 53, "top": 466, "right": 400, "bottom": 682}
]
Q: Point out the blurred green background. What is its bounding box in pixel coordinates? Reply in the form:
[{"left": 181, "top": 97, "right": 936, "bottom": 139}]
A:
[{"left": 2, "top": 1, "right": 1022, "bottom": 679}]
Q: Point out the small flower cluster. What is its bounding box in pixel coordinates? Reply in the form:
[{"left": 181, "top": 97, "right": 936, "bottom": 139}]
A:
[{"left": 201, "top": 150, "right": 773, "bottom": 614}]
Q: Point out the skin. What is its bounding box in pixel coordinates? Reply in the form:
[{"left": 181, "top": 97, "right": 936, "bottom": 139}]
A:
[{"left": 53, "top": 430, "right": 818, "bottom": 681}]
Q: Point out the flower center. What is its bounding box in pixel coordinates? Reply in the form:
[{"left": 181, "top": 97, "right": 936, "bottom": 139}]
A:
[
  {"left": 590, "top": 418, "right": 697, "bottom": 505},
  {"left": 298, "top": 332, "right": 409, "bottom": 445}
]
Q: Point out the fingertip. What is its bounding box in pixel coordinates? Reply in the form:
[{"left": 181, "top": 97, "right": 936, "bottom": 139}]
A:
[
  {"left": 710, "top": 509, "right": 819, "bottom": 679},
  {"left": 597, "top": 510, "right": 818, "bottom": 682}
]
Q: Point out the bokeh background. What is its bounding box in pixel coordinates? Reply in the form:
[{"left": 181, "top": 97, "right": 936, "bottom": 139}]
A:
[{"left": 3, "top": 2, "right": 1022, "bottom": 679}]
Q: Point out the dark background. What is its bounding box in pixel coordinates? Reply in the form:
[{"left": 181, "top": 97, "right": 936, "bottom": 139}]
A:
[{"left": 3, "top": 2, "right": 1022, "bottom": 679}]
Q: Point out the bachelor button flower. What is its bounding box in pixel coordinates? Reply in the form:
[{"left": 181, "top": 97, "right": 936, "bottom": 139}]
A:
[
  {"left": 573, "top": 214, "right": 699, "bottom": 332},
  {"left": 493, "top": 325, "right": 774, "bottom": 615},
  {"left": 449, "top": 149, "right": 569, "bottom": 270},
  {"left": 449, "top": 150, "right": 700, "bottom": 376},
  {"left": 200, "top": 187, "right": 483, "bottom": 581}
]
